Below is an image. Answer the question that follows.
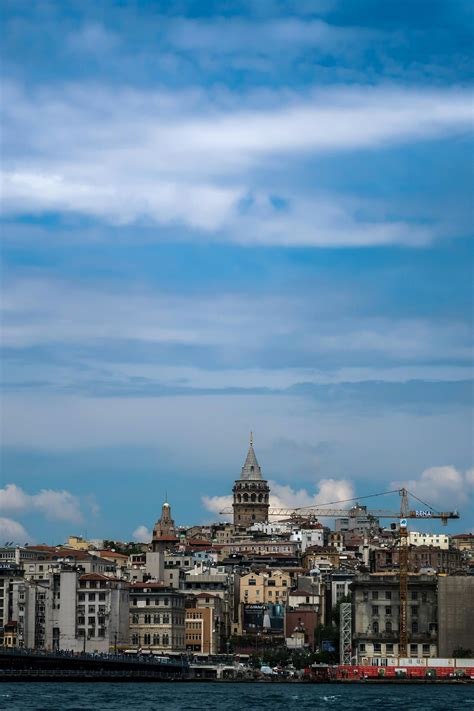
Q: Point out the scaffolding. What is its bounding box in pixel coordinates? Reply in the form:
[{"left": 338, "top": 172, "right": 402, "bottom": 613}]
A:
[{"left": 339, "top": 602, "right": 352, "bottom": 665}]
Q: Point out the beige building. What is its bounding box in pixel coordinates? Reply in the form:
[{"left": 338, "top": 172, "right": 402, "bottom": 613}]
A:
[
  {"left": 222, "top": 540, "right": 298, "bottom": 557},
  {"left": 451, "top": 533, "right": 474, "bottom": 552},
  {"left": 240, "top": 570, "right": 291, "bottom": 605},
  {"left": 129, "top": 583, "right": 185, "bottom": 652},
  {"left": 65, "top": 536, "right": 93, "bottom": 551},
  {"left": 185, "top": 593, "right": 225, "bottom": 655},
  {"left": 302, "top": 546, "right": 341, "bottom": 571}
]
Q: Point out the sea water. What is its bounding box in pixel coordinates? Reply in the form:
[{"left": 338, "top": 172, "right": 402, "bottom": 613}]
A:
[{"left": 0, "top": 682, "right": 472, "bottom": 711}]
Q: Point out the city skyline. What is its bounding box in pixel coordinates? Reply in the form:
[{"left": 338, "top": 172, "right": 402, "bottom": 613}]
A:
[{"left": 1, "top": 0, "right": 473, "bottom": 543}]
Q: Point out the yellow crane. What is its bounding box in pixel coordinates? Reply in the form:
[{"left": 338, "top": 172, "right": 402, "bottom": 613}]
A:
[{"left": 220, "top": 487, "right": 459, "bottom": 657}]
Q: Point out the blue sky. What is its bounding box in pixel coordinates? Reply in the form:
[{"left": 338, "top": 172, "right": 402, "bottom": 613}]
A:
[{"left": 1, "top": 0, "right": 473, "bottom": 544}]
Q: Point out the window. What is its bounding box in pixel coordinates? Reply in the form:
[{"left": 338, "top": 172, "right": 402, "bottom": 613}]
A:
[
  {"left": 385, "top": 606, "right": 392, "bottom": 616},
  {"left": 132, "top": 634, "right": 139, "bottom": 645},
  {"left": 422, "top": 644, "right": 430, "bottom": 656},
  {"left": 421, "top": 592, "right": 427, "bottom": 604},
  {"left": 163, "top": 634, "right": 169, "bottom": 646},
  {"left": 248, "top": 580, "right": 256, "bottom": 586},
  {"left": 154, "top": 614, "right": 160, "bottom": 624},
  {"left": 144, "top": 633, "right": 151, "bottom": 645},
  {"left": 153, "top": 634, "right": 160, "bottom": 645},
  {"left": 372, "top": 621, "right": 379, "bottom": 634},
  {"left": 412, "top": 621, "right": 418, "bottom": 633},
  {"left": 372, "top": 591, "right": 378, "bottom": 600},
  {"left": 359, "top": 644, "right": 366, "bottom": 653},
  {"left": 411, "top": 606, "right": 418, "bottom": 617},
  {"left": 88, "top": 593, "right": 96, "bottom": 601},
  {"left": 144, "top": 614, "right": 151, "bottom": 624},
  {"left": 146, "top": 598, "right": 150, "bottom": 606},
  {"left": 88, "top": 617, "right": 95, "bottom": 625},
  {"left": 410, "top": 643, "right": 418, "bottom": 656},
  {"left": 78, "top": 593, "right": 85, "bottom": 601},
  {"left": 385, "top": 591, "right": 392, "bottom": 600},
  {"left": 385, "top": 621, "right": 392, "bottom": 633},
  {"left": 374, "top": 643, "right": 381, "bottom": 653},
  {"left": 132, "top": 614, "right": 139, "bottom": 624},
  {"left": 372, "top": 606, "right": 378, "bottom": 616},
  {"left": 386, "top": 643, "right": 394, "bottom": 653},
  {"left": 411, "top": 591, "right": 418, "bottom": 601},
  {"left": 99, "top": 593, "right": 106, "bottom": 601}
]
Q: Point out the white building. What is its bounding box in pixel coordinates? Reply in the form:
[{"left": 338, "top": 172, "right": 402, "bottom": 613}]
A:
[
  {"left": 11, "top": 568, "right": 129, "bottom": 653},
  {"left": 408, "top": 532, "right": 449, "bottom": 550},
  {"left": 290, "top": 526, "right": 324, "bottom": 552}
]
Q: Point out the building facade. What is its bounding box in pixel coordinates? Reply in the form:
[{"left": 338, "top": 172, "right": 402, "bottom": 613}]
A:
[
  {"left": 352, "top": 573, "right": 438, "bottom": 661},
  {"left": 10, "top": 568, "right": 129, "bottom": 652},
  {"left": 437, "top": 576, "right": 474, "bottom": 657},
  {"left": 129, "top": 583, "right": 186, "bottom": 652}
]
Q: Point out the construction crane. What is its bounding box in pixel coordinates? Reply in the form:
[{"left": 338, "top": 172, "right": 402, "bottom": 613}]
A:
[{"left": 220, "top": 487, "right": 459, "bottom": 657}]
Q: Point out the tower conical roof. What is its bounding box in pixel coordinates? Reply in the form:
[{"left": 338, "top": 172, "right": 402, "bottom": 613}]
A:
[{"left": 240, "top": 432, "right": 262, "bottom": 480}]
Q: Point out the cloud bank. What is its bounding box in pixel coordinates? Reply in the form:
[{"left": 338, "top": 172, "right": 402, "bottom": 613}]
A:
[
  {"left": 0, "top": 483, "right": 83, "bottom": 523},
  {"left": 2, "top": 83, "right": 472, "bottom": 246}
]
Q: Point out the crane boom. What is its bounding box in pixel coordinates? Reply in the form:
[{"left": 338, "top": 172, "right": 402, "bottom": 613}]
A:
[{"left": 219, "top": 505, "right": 459, "bottom": 521}]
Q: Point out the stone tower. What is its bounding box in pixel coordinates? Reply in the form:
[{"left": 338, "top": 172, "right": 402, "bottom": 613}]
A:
[
  {"left": 151, "top": 500, "right": 178, "bottom": 552},
  {"left": 232, "top": 433, "right": 270, "bottom": 526}
]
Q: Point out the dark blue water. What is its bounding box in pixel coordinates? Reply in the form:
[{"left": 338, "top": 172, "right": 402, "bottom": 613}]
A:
[{"left": 0, "top": 682, "right": 472, "bottom": 711}]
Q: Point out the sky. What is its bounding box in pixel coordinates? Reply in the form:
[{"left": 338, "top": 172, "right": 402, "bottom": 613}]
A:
[{"left": 0, "top": 0, "right": 473, "bottom": 545}]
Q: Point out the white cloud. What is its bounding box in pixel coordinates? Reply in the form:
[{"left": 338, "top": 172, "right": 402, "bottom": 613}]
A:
[
  {"left": 0, "top": 484, "right": 83, "bottom": 523},
  {"left": 202, "top": 477, "right": 354, "bottom": 521},
  {"left": 0, "top": 484, "right": 29, "bottom": 512},
  {"left": 0, "top": 517, "right": 31, "bottom": 545},
  {"left": 2, "top": 82, "right": 472, "bottom": 246},
  {"left": 201, "top": 495, "right": 233, "bottom": 522},
  {"left": 133, "top": 525, "right": 152, "bottom": 542},
  {"left": 33, "top": 490, "right": 83, "bottom": 523},
  {"left": 391, "top": 466, "right": 472, "bottom": 511}
]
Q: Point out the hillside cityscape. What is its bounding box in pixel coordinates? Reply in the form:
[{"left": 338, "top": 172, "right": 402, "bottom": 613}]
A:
[{"left": 1, "top": 436, "right": 473, "bottom": 679}]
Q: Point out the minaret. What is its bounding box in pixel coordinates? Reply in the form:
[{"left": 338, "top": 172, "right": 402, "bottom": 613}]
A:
[{"left": 232, "top": 433, "right": 270, "bottom": 526}]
